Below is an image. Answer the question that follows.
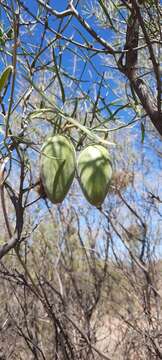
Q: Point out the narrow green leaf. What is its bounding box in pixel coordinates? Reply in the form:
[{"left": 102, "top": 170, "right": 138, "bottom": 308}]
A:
[
  {"left": 52, "top": 47, "right": 65, "bottom": 103},
  {"left": 0, "top": 26, "right": 4, "bottom": 38},
  {"left": 6, "top": 28, "right": 14, "bottom": 39},
  {"left": 98, "top": 0, "right": 115, "bottom": 30},
  {"left": 141, "top": 123, "right": 145, "bottom": 143},
  {"left": 0, "top": 65, "right": 13, "bottom": 94},
  {"left": 0, "top": 38, "right": 5, "bottom": 46}
]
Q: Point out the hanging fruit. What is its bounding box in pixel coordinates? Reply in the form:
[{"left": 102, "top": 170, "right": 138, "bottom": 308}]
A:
[
  {"left": 40, "top": 135, "right": 76, "bottom": 204},
  {"left": 77, "top": 144, "right": 113, "bottom": 207}
]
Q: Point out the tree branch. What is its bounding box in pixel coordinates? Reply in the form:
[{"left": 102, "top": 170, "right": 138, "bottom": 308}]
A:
[
  {"left": 131, "top": 0, "right": 161, "bottom": 114},
  {"left": 118, "top": 4, "right": 162, "bottom": 136},
  {"left": 37, "top": 0, "right": 115, "bottom": 54}
]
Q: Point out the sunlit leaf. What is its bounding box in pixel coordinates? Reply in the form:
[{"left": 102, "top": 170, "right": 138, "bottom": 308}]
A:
[{"left": 0, "top": 65, "right": 13, "bottom": 94}]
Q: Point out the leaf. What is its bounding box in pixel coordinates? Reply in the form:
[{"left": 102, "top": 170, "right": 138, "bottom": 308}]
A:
[
  {"left": 6, "top": 28, "right": 14, "bottom": 39},
  {"left": 52, "top": 47, "right": 65, "bottom": 103},
  {"left": 0, "top": 26, "right": 3, "bottom": 38},
  {"left": 0, "top": 126, "right": 4, "bottom": 135},
  {"left": 141, "top": 123, "right": 145, "bottom": 143},
  {"left": 98, "top": 0, "right": 115, "bottom": 30},
  {"left": 0, "top": 65, "right": 13, "bottom": 94},
  {"left": 0, "top": 38, "right": 5, "bottom": 46},
  {"left": 0, "top": 26, "right": 5, "bottom": 46}
]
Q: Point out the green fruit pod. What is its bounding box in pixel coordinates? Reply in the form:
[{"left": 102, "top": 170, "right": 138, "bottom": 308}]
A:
[
  {"left": 40, "top": 135, "right": 76, "bottom": 204},
  {"left": 77, "top": 144, "right": 113, "bottom": 207}
]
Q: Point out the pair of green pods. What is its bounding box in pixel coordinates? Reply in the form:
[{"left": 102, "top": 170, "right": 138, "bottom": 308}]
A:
[{"left": 40, "top": 135, "right": 113, "bottom": 207}]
